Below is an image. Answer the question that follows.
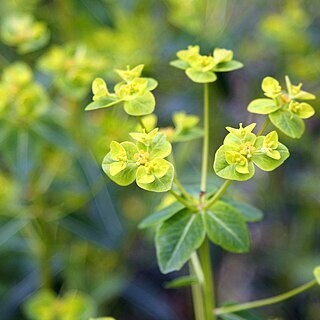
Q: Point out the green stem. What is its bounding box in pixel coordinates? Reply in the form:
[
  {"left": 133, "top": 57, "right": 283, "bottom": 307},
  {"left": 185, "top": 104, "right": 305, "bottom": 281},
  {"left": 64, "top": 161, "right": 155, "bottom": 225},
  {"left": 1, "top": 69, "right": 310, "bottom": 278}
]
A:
[
  {"left": 173, "top": 176, "right": 195, "bottom": 203},
  {"left": 168, "top": 136, "right": 195, "bottom": 204},
  {"left": 138, "top": 116, "right": 147, "bottom": 132},
  {"left": 191, "top": 252, "right": 204, "bottom": 284},
  {"left": 205, "top": 180, "right": 232, "bottom": 209},
  {"left": 200, "top": 83, "right": 210, "bottom": 202},
  {"left": 199, "top": 237, "right": 215, "bottom": 320},
  {"left": 198, "top": 83, "right": 215, "bottom": 320},
  {"left": 169, "top": 189, "right": 197, "bottom": 211},
  {"left": 215, "top": 280, "right": 317, "bottom": 315},
  {"left": 257, "top": 118, "right": 271, "bottom": 136},
  {"left": 189, "top": 258, "right": 205, "bottom": 320}
]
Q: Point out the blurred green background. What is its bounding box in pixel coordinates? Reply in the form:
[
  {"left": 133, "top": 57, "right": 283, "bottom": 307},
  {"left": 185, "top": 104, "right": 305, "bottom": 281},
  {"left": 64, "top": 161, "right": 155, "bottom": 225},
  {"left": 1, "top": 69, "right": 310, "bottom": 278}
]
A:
[{"left": 0, "top": 0, "right": 319, "bottom": 319}]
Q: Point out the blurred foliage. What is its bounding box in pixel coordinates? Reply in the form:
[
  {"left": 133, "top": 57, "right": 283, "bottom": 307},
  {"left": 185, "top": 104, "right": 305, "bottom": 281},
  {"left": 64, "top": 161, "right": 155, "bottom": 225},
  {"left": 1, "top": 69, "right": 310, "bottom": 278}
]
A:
[{"left": 0, "top": 0, "right": 319, "bottom": 319}]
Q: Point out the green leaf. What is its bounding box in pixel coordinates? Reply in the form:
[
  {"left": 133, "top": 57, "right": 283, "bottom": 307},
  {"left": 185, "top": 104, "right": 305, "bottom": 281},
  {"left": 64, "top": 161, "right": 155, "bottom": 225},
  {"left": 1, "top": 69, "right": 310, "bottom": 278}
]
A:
[
  {"left": 170, "top": 59, "right": 190, "bottom": 70},
  {"left": 211, "top": 60, "right": 243, "bottom": 72},
  {"left": 247, "top": 98, "right": 280, "bottom": 115},
  {"left": 205, "top": 201, "right": 250, "bottom": 253},
  {"left": 138, "top": 201, "right": 185, "bottom": 229},
  {"left": 156, "top": 209, "right": 205, "bottom": 273},
  {"left": 164, "top": 275, "right": 199, "bottom": 288},
  {"left": 219, "top": 308, "right": 264, "bottom": 320},
  {"left": 214, "top": 145, "right": 255, "bottom": 181},
  {"left": 0, "top": 219, "right": 28, "bottom": 247},
  {"left": 223, "top": 199, "right": 263, "bottom": 222},
  {"left": 185, "top": 68, "right": 217, "bottom": 83},
  {"left": 252, "top": 136, "right": 290, "bottom": 171},
  {"left": 85, "top": 97, "right": 121, "bottom": 111},
  {"left": 269, "top": 109, "right": 305, "bottom": 139},
  {"left": 136, "top": 162, "right": 174, "bottom": 192},
  {"left": 314, "top": 266, "right": 320, "bottom": 285},
  {"left": 123, "top": 92, "right": 155, "bottom": 116}
]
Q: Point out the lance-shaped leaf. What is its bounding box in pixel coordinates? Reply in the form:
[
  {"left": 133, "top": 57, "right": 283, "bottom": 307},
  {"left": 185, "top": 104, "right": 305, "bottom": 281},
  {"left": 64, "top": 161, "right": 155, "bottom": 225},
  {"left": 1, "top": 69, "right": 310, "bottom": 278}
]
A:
[
  {"left": 247, "top": 98, "right": 281, "bottom": 114},
  {"left": 223, "top": 199, "right": 263, "bottom": 222},
  {"left": 85, "top": 96, "right": 121, "bottom": 111},
  {"left": 156, "top": 209, "right": 205, "bottom": 273},
  {"left": 204, "top": 201, "right": 250, "bottom": 253},
  {"left": 165, "top": 275, "right": 199, "bottom": 289},
  {"left": 138, "top": 201, "right": 185, "bottom": 229},
  {"left": 269, "top": 109, "right": 305, "bottom": 139}
]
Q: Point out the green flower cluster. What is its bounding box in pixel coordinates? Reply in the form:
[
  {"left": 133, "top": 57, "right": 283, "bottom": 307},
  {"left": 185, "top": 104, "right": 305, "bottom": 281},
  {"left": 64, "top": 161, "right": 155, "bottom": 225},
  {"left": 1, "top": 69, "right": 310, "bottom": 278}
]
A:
[
  {"left": 102, "top": 129, "right": 174, "bottom": 192},
  {"left": 248, "top": 76, "right": 316, "bottom": 138},
  {"left": 0, "top": 13, "right": 49, "bottom": 54},
  {"left": 0, "top": 62, "right": 48, "bottom": 123},
  {"left": 214, "top": 123, "right": 289, "bottom": 181},
  {"left": 39, "top": 44, "right": 108, "bottom": 99},
  {"left": 85, "top": 65, "right": 158, "bottom": 116},
  {"left": 170, "top": 45, "right": 243, "bottom": 83}
]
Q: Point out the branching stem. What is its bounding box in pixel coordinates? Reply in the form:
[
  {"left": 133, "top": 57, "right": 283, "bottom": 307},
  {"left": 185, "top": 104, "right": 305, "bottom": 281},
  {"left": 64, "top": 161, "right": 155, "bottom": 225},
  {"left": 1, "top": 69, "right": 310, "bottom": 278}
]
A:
[{"left": 215, "top": 280, "right": 317, "bottom": 315}]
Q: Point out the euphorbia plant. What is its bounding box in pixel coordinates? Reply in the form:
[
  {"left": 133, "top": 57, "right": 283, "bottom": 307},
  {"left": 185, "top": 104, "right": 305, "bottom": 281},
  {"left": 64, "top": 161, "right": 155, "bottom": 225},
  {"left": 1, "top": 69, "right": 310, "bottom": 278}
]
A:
[{"left": 85, "top": 46, "right": 319, "bottom": 319}]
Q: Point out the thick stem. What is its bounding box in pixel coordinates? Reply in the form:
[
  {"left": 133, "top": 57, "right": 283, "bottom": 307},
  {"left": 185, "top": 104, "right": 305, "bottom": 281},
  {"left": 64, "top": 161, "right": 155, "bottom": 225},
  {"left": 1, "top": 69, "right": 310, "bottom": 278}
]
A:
[
  {"left": 215, "top": 280, "right": 317, "bottom": 315},
  {"left": 199, "top": 237, "right": 215, "bottom": 320}
]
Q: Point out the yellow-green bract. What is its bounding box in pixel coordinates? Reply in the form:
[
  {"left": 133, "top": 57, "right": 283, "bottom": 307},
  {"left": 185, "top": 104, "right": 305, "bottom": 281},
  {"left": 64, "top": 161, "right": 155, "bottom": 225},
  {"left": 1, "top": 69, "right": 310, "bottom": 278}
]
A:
[
  {"left": 102, "top": 129, "right": 174, "bottom": 192},
  {"left": 85, "top": 64, "right": 158, "bottom": 116},
  {"left": 214, "top": 123, "right": 290, "bottom": 181},
  {"left": 170, "top": 45, "right": 243, "bottom": 83},
  {"left": 247, "top": 76, "right": 316, "bottom": 138}
]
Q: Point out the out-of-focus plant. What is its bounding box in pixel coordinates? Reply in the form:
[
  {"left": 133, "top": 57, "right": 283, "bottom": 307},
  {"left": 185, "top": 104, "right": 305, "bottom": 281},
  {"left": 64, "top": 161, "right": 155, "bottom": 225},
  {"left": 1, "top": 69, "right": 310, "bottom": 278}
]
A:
[
  {"left": 0, "top": 62, "right": 48, "bottom": 123},
  {"left": 23, "top": 290, "right": 96, "bottom": 320},
  {"left": 85, "top": 44, "right": 319, "bottom": 319},
  {"left": 38, "top": 44, "right": 108, "bottom": 100},
  {"left": 0, "top": 13, "right": 49, "bottom": 54}
]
